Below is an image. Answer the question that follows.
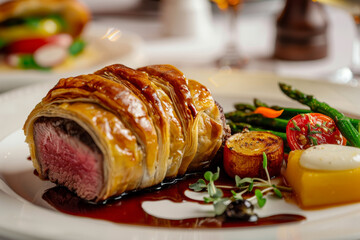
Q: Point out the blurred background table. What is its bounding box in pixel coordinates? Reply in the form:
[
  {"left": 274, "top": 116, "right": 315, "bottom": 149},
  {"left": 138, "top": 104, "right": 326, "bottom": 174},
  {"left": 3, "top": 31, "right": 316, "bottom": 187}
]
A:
[
  {"left": 91, "top": 0, "right": 355, "bottom": 81},
  {"left": 0, "top": 0, "right": 357, "bottom": 92}
]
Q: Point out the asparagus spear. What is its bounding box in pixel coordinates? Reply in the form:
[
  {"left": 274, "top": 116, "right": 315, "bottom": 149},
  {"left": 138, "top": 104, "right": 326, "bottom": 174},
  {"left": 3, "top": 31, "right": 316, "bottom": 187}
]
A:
[
  {"left": 225, "top": 111, "right": 288, "bottom": 131},
  {"left": 234, "top": 103, "right": 256, "bottom": 112},
  {"left": 253, "top": 98, "right": 267, "bottom": 108},
  {"left": 237, "top": 99, "right": 360, "bottom": 128},
  {"left": 254, "top": 98, "right": 312, "bottom": 119},
  {"left": 228, "top": 121, "right": 287, "bottom": 141},
  {"left": 279, "top": 83, "right": 360, "bottom": 147}
]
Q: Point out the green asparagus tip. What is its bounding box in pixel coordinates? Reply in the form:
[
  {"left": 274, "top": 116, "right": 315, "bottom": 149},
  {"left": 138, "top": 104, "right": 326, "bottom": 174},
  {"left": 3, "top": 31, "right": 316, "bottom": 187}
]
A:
[{"left": 278, "top": 82, "right": 290, "bottom": 94}]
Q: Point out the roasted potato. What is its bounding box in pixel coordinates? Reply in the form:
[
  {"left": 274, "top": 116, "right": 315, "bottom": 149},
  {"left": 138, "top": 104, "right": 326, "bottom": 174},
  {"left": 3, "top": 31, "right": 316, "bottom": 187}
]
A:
[{"left": 223, "top": 131, "right": 284, "bottom": 178}]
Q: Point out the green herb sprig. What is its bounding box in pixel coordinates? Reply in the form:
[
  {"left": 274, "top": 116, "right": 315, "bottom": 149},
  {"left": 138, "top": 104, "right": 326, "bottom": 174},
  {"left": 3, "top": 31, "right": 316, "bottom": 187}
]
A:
[
  {"left": 189, "top": 152, "right": 291, "bottom": 215},
  {"left": 190, "top": 167, "right": 229, "bottom": 215}
]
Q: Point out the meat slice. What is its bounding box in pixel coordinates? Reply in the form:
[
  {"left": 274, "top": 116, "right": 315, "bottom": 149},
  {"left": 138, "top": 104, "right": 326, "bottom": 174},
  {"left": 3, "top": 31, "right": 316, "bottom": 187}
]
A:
[{"left": 33, "top": 117, "right": 103, "bottom": 201}]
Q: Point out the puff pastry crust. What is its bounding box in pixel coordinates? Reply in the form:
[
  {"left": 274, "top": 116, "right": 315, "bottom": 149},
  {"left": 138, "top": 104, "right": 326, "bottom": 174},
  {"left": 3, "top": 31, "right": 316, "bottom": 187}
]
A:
[{"left": 23, "top": 64, "right": 226, "bottom": 201}]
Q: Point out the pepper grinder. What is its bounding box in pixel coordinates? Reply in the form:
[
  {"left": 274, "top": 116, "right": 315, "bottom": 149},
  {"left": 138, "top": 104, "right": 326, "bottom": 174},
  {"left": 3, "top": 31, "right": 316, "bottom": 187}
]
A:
[{"left": 274, "top": 0, "right": 328, "bottom": 61}]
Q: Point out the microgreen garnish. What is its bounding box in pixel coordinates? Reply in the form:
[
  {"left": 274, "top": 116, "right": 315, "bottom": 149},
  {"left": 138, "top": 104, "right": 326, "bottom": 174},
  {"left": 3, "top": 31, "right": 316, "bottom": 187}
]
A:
[
  {"left": 254, "top": 189, "right": 266, "bottom": 208},
  {"left": 272, "top": 185, "right": 283, "bottom": 198},
  {"left": 189, "top": 179, "right": 206, "bottom": 191},
  {"left": 262, "top": 152, "right": 268, "bottom": 169},
  {"left": 263, "top": 152, "right": 271, "bottom": 184},
  {"left": 189, "top": 153, "right": 292, "bottom": 215},
  {"left": 190, "top": 167, "right": 229, "bottom": 214},
  {"left": 248, "top": 180, "right": 254, "bottom": 192},
  {"left": 235, "top": 176, "right": 253, "bottom": 187},
  {"left": 231, "top": 189, "right": 244, "bottom": 200}
]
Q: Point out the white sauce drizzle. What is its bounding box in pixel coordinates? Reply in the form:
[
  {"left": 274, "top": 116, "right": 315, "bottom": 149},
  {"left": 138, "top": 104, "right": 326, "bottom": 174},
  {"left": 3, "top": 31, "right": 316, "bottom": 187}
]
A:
[{"left": 300, "top": 144, "right": 360, "bottom": 171}]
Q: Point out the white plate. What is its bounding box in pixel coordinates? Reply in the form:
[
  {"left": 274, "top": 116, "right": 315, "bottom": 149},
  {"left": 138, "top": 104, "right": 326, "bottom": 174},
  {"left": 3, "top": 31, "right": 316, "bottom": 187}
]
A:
[
  {"left": 0, "top": 23, "right": 146, "bottom": 92},
  {"left": 0, "top": 69, "right": 360, "bottom": 240}
]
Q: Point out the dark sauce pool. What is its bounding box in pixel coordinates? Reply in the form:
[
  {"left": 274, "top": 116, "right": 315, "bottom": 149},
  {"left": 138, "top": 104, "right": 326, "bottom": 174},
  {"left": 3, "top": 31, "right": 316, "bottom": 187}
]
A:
[{"left": 42, "top": 173, "right": 305, "bottom": 228}]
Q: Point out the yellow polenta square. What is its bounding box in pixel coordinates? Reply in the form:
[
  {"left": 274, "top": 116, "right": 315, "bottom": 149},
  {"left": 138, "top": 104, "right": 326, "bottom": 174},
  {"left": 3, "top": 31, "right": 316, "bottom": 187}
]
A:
[{"left": 283, "top": 150, "right": 360, "bottom": 208}]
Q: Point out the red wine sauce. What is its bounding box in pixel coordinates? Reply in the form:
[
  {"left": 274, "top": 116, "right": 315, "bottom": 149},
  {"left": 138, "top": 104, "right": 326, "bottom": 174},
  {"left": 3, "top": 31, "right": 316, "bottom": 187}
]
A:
[{"left": 42, "top": 174, "right": 305, "bottom": 228}]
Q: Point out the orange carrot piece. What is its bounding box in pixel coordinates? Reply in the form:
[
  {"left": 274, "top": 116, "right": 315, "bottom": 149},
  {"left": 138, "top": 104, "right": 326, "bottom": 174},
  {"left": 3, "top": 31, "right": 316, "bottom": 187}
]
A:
[{"left": 253, "top": 107, "right": 284, "bottom": 118}]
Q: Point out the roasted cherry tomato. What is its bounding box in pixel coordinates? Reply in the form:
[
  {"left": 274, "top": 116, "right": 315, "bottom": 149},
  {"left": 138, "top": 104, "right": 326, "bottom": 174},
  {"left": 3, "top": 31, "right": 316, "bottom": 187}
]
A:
[{"left": 286, "top": 113, "right": 346, "bottom": 150}]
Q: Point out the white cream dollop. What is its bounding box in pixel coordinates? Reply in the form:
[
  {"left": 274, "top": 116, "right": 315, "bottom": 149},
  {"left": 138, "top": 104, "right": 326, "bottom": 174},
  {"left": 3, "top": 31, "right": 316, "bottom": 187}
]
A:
[{"left": 300, "top": 144, "right": 360, "bottom": 171}]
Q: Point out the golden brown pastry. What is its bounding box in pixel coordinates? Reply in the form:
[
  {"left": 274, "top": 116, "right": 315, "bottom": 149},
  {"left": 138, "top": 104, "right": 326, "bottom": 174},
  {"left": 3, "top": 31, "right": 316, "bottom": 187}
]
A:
[{"left": 23, "top": 64, "right": 227, "bottom": 202}]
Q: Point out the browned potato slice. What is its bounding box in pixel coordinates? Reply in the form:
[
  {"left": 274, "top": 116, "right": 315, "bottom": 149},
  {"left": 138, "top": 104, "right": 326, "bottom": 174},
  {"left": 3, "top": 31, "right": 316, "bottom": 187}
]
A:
[{"left": 223, "top": 131, "right": 284, "bottom": 178}]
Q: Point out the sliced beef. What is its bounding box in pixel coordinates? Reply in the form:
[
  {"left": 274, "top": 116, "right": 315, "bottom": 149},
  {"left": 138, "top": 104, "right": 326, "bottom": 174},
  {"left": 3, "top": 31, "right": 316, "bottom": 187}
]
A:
[
  {"left": 209, "top": 101, "right": 231, "bottom": 169},
  {"left": 33, "top": 117, "right": 103, "bottom": 201}
]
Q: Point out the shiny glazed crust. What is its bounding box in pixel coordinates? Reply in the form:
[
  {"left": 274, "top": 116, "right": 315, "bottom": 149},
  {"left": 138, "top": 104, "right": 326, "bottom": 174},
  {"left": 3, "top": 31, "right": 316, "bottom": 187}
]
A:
[
  {"left": 23, "top": 64, "right": 226, "bottom": 201},
  {"left": 0, "top": 0, "right": 90, "bottom": 37}
]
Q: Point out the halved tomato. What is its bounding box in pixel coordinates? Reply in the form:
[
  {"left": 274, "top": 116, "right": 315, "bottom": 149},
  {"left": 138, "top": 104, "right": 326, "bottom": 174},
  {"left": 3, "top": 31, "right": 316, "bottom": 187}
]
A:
[{"left": 286, "top": 113, "right": 346, "bottom": 150}]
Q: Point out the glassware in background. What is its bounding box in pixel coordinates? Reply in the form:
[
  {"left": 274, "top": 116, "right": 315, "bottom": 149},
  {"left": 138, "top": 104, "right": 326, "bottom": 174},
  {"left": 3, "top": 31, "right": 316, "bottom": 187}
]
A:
[
  {"left": 161, "top": 0, "right": 213, "bottom": 38},
  {"left": 313, "top": 0, "right": 360, "bottom": 85},
  {"left": 274, "top": 0, "right": 328, "bottom": 61},
  {"left": 212, "top": 0, "right": 248, "bottom": 68}
]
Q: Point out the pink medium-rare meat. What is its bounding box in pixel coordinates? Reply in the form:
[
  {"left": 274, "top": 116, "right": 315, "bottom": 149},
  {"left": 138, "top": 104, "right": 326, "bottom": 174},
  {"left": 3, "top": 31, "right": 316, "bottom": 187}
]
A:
[{"left": 33, "top": 117, "right": 103, "bottom": 200}]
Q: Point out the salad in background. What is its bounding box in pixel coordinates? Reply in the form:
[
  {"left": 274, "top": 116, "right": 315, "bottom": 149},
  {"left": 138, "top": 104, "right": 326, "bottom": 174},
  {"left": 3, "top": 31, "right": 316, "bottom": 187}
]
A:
[{"left": 0, "top": 0, "right": 90, "bottom": 70}]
